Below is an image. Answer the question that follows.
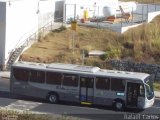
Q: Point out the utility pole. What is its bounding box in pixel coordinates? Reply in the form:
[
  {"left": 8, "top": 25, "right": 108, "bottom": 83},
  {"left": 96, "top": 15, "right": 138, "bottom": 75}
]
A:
[
  {"left": 82, "top": 49, "right": 85, "bottom": 65},
  {"left": 71, "top": 20, "right": 77, "bottom": 53}
]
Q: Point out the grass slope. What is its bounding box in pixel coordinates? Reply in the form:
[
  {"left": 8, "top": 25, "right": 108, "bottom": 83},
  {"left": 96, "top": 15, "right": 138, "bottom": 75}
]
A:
[
  {"left": 0, "top": 109, "right": 78, "bottom": 120},
  {"left": 21, "top": 16, "right": 160, "bottom": 68}
]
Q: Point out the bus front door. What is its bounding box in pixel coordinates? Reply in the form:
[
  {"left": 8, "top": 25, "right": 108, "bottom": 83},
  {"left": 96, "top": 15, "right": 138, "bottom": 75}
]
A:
[
  {"left": 126, "top": 82, "right": 139, "bottom": 107},
  {"left": 80, "top": 76, "right": 94, "bottom": 104}
]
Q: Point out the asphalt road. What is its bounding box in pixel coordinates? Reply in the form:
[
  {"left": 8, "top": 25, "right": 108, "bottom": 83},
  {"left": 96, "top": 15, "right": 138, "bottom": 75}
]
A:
[{"left": 0, "top": 77, "right": 160, "bottom": 120}]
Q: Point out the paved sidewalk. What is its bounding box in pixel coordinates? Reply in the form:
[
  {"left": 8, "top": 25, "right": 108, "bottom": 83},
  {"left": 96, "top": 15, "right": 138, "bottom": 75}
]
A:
[{"left": 0, "top": 71, "right": 160, "bottom": 98}]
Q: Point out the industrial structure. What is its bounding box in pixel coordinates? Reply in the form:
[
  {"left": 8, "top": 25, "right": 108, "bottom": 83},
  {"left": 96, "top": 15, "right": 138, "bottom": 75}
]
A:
[{"left": 64, "top": 0, "right": 137, "bottom": 22}]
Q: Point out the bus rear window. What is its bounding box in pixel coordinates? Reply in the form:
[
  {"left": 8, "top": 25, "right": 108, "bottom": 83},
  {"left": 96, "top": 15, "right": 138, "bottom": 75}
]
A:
[{"left": 13, "top": 68, "right": 29, "bottom": 81}]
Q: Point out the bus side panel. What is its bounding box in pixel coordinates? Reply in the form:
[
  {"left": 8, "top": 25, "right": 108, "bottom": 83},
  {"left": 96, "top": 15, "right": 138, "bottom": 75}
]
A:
[
  {"left": 94, "top": 90, "right": 126, "bottom": 106},
  {"left": 58, "top": 90, "right": 79, "bottom": 102},
  {"left": 94, "top": 97, "right": 113, "bottom": 106},
  {"left": 12, "top": 82, "right": 80, "bottom": 103},
  {"left": 12, "top": 82, "right": 49, "bottom": 99}
]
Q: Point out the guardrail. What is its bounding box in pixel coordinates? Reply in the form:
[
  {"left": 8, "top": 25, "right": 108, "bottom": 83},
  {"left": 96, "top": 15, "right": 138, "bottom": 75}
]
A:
[
  {"left": 15, "top": 17, "right": 64, "bottom": 49},
  {"left": 6, "top": 17, "right": 64, "bottom": 70}
]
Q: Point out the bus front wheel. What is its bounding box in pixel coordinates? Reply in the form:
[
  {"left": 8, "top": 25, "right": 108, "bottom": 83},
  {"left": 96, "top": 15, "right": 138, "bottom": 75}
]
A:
[
  {"left": 113, "top": 99, "right": 124, "bottom": 111},
  {"left": 47, "top": 92, "right": 59, "bottom": 104}
]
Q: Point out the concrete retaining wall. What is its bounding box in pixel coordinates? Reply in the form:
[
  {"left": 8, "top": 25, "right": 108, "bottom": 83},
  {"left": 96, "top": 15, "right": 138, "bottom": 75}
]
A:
[{"left": 110, "top": 60, "right": 160, "bottom": 82}]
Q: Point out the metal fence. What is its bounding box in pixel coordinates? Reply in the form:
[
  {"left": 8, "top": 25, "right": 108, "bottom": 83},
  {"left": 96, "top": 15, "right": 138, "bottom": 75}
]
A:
[
  {"left": 14, "top": 17, "right": 64, "bottom": 49},
  {"left": 64, "top": 3, "right": 160, "bottom": 30},
  {"left": 4, "top": 17, "right": 64, "bottom": 70}
]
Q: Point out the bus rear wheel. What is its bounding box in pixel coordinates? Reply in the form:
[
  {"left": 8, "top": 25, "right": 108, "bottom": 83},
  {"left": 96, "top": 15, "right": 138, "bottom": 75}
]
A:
[{"left": 47, "top": 93, "right": 59, "bottom": 104}]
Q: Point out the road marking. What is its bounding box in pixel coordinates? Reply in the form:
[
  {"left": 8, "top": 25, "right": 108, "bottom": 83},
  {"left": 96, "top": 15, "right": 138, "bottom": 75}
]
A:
[{"left": 5, "top": 100, "right": 42, "bottom": 111}]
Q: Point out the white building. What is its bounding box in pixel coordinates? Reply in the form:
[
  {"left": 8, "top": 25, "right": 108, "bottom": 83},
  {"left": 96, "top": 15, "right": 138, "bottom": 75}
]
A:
[{"left": 0, "top": 0, "right": 57, "bottom": 69}]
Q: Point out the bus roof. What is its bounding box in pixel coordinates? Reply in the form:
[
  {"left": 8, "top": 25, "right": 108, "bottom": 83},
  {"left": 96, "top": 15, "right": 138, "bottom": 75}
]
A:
[{"left": 12, "top": 62, "right": 150, "bottom": 81}]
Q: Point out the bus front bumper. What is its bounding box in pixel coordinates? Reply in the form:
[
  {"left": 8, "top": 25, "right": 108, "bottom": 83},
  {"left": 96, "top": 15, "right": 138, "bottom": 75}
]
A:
[{"left": 144, "top": 97, "right": 155, "bottom": 109}]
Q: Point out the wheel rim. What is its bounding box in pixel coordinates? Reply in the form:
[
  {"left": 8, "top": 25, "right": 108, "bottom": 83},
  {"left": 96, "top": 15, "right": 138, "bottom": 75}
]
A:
[
  {"left": 49, "top": 95, "right": 57, "bottom": 103},
  {"left": 116, "top": 102, "right": 123, "bottom": 110}
]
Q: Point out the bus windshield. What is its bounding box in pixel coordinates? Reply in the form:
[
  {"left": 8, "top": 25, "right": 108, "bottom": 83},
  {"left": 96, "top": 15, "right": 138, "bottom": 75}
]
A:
[{"left": 144, "top": 76, "right": 154, "bottom": 100}]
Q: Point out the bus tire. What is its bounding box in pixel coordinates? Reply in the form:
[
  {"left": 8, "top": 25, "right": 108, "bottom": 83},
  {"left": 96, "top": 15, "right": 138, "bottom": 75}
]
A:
[
  {"left": 47, "top": 92, "right": 59, "bottom": 104},
  {"left": 113, "top": 99, "right": 124, "bottom": 111}
]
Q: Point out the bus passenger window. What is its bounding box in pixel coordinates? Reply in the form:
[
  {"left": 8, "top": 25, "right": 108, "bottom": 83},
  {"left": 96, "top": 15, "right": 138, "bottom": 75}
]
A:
[
  {"left": 63, "top": 74, "right": 78, "bottom": 87},
  {"left": 80, "top": 77, "right": 93, "bottom": 88},
  {"left": 37, "top": 71, "right": 45, "bottom": 83},
  {"left": 96, "top": 77, "right": 110, "bottom": 90},
  {"left": 111, "top": 78, "right": 125, "bottom": 92},
  {"left": 13, "top": 68, "right": 29, "bottom": 81},
  {"left": 30, "top": 70, "right": 45, "bottom": 83},
  {"left": 46, "top": 72, "right": 62, "bottom": 85}
]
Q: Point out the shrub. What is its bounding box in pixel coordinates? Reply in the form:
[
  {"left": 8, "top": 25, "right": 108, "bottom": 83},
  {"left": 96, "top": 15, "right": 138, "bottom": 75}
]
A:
[
  {"left": 80, "top": 49, "right": 89, "bottom": 57},
  {"left": 51, "top": 26, "right": 67, "bottom": 33},
  {"left": 123, "top": 42, "right": 134, "bottom": 49},
  {"left": 99, "top": 53, "right": 108, "bottom": 60}
]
